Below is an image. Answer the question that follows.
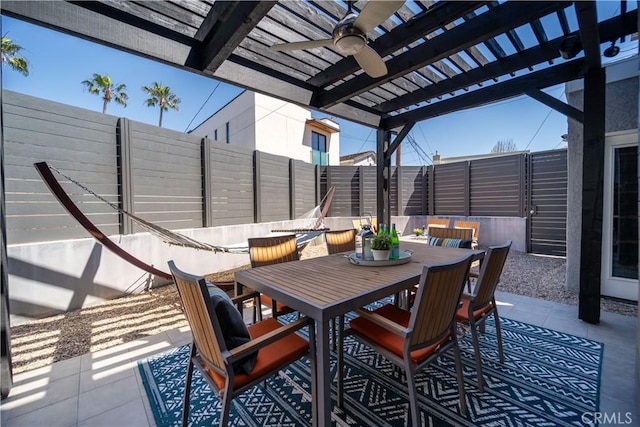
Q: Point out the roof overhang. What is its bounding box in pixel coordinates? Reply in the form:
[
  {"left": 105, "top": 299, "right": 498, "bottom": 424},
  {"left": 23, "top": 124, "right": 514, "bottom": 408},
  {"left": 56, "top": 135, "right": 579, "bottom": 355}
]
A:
[{"left": 1, "top": 1, "right": 637, "bottom": 130}]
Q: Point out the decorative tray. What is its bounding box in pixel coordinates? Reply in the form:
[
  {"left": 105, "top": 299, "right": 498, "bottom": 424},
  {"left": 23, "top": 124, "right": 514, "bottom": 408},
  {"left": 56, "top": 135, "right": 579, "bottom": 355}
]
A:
[{"left": 347, "top": 251, "right": 412, "bottom": 267}]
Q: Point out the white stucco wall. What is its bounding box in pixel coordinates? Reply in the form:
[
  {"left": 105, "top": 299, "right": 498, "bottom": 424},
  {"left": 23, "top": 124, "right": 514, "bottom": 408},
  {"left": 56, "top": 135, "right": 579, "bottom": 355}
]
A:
[
  {"left": 7, "top": 219, "right": 315, "bottom": 324},
  {"left": 255, "top": 93, "right": 311, "bottom": 160},
  {"left": 190, "top": 91, "right": 256, "bottom": 149},
  {"left": 191, "top": 91, "right": 340, "bottom": 164}
]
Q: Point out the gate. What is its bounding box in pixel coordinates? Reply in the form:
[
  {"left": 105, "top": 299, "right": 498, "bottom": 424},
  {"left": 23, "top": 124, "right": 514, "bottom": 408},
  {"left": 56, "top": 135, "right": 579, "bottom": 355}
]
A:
[{"left": 527, "top": 149, "right": 568, "bottom": 256}]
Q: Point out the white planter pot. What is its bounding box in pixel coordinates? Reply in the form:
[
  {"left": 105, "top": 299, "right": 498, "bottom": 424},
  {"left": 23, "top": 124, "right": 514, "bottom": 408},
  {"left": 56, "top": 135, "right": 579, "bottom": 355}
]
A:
[{"left": 371, "top": 249, "right": 390, "bottom": 261}]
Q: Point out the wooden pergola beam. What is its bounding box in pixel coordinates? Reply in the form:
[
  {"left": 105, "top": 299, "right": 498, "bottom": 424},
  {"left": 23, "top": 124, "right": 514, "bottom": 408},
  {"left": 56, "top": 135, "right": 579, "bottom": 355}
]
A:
[{"left": 575, "top": 1, "right": 604, "bottom": 324}]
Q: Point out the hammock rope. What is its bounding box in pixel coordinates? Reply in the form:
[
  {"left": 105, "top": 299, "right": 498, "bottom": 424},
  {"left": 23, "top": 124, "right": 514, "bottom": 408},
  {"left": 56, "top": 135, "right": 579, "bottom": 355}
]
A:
[{"left": 47, "top": 164, "right": 332, "bottom": 253}]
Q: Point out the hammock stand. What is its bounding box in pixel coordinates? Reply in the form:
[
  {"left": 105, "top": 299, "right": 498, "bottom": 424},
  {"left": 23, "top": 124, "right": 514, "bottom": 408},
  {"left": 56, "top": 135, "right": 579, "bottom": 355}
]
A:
[{"left": 34, "top": 162, "right": 335, "bottom": 282}]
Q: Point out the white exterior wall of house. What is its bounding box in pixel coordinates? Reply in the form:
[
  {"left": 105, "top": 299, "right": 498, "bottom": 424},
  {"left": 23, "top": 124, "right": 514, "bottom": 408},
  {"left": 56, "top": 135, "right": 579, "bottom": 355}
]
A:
[
  {"left": 254, "top": 93, "right": 310, "bottom": 160},
  {"left": 191, "top": 91, "right": 340, "bottom": 165},
  {"left": 192, "top": 91, "right": 256, "bottom": 149}
]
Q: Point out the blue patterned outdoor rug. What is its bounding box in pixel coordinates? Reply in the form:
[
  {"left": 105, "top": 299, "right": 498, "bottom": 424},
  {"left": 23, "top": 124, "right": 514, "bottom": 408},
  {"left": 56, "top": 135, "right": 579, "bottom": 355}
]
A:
[{"left": 138, "top": 314, "right": 603, "bottom": 426}]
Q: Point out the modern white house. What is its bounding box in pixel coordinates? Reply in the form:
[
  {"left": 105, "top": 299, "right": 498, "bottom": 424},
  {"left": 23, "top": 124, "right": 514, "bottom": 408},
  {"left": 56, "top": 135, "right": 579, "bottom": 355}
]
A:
[{"left": 190, "top": 91, "right": 340, "bottom": 165}]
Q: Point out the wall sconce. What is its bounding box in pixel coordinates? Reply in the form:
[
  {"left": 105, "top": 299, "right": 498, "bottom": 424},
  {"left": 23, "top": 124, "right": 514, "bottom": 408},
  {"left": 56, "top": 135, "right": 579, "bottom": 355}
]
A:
[
  {"left": 603, "top": 41, "right": 620, "bottom": 58},
  {"left": 559, "top": 35, "right": 582, "bottom": 59}
]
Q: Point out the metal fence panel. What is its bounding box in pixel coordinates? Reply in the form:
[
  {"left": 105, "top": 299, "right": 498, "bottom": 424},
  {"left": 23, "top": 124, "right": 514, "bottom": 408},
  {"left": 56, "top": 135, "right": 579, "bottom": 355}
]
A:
[
  {"left": 129, "top": 121, "right": 203, "bottom": 232},
  {"left": 4, "top": 91, "right": 120, "bottom": 244},
  {"left": 361, "top": 166, "right": 377, "bottom": 217},
  {"left": 399, "top": 166, "right": 425, "bottom": 215},
  {"left": 469, "top": 154, "right": 523, "bottom": 216},
  {"left": 433, "top": 162, "right": 466, "bottom": 215},
  {"left": 529, "top": 149, "right": 568, "bottom": 256},
  {"left": 327, "top": 166, "right": 359, "bottom": 216},
  {"left": 292, "top": 160, "right": 316, "bottom": 219},
  {"left": 209, "top": 142, "right": 254, "bottom": 226},
  {"left": 256, "top": 151, "right": 290, "bottom": 222}
]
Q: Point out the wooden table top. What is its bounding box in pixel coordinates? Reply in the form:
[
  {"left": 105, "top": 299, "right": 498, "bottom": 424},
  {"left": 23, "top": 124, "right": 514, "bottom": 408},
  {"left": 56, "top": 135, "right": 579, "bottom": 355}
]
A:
[{"left": 235, "top": 241, "right": 483, "bottom": 322}]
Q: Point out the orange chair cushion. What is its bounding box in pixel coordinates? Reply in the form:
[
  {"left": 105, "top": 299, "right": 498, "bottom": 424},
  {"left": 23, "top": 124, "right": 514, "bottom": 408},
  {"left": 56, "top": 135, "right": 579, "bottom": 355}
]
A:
[
  {"left": 349, "top": 304, "right": 449, "bottom": 366},
  {"left": 456, "top": 299, "right": 493, "bottom": 322},
  {"left": 207, "top": 317, "right": 309, "bottom": 391},
  {"left": 261, "top": 295, "right": 295, "bottom": 315}
]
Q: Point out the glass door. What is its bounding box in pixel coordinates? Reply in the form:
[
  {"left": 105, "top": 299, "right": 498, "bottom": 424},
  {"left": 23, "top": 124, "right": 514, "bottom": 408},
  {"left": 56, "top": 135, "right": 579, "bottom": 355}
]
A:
[{"left": 601, "top": 132, "right": 638, "bottom": 301}]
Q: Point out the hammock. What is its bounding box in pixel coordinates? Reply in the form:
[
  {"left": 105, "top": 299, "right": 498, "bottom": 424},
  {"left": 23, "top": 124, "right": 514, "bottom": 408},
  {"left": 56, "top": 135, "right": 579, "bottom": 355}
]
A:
[{"left": 34, "top": 162, "right": 334, "bottom": 279}]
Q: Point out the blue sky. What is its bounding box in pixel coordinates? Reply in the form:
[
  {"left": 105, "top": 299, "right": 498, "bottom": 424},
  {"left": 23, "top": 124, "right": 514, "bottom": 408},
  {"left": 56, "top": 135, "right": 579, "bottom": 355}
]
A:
[{"left": 2, "top": 6, "right": 637, "bottom": 165}]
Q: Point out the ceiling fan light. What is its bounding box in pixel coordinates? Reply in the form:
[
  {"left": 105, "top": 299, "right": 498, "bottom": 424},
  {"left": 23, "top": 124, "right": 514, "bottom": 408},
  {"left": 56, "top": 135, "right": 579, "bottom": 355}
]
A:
[{"left": 335, "top": 35, "right": 366, "bottom": 55}]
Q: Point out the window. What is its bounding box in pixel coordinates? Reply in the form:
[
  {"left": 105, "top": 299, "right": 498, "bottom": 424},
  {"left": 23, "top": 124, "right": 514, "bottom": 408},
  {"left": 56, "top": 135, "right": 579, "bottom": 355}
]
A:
[
  {"left": 312, "top": 131, "right": 328, "bottom": 165},
  {"left": 225, "top": 122, "right": 230, "bottom": 144},
  {"left": 214, "top": 129, "right": 218, "bottom": 141}
]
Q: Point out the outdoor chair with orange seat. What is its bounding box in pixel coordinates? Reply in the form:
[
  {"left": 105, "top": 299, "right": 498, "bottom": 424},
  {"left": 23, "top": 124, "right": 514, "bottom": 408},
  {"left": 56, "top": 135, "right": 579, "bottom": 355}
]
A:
[
  {"left": 456, "top": 240, "right": 511, "bottom": 393},
  {"left": 247, "top": 234, "right": 300, "bottom": 321},
  {"left": 337, "top": 253, "right": 474, "bottom": 425},
  {"left": 168, "top": 260, "right": 315, "bottom": 427}
]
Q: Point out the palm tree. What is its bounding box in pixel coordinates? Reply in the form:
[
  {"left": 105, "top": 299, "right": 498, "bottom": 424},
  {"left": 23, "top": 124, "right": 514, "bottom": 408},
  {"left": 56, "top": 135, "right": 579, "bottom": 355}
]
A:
[
  {"left": 1, "top": 36, "right": 29, "bottom": 76},
  {"left": 81, "top": 73, "right": 128, "bottom": 113},
  {"left": 142, "top": 82, "right": 181, "bottom": 127}
]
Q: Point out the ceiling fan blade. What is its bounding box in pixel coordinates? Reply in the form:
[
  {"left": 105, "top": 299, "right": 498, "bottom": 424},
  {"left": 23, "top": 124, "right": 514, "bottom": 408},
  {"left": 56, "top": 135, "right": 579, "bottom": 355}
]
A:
[
  {"left": 270, "top": 39, "right": 333, "bottom": 52},
  {"left": 354, "top": 0, "right": 404, "bottom": 34},
  {"left": 354, "top": 45, "right": 387, "bottom": 78}
]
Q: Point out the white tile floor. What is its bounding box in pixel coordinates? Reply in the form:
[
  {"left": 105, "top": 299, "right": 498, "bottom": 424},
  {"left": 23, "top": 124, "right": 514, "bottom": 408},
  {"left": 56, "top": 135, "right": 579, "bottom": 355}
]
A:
[{"left": 1, "top": 292, "right": 638, "bottom": 427}]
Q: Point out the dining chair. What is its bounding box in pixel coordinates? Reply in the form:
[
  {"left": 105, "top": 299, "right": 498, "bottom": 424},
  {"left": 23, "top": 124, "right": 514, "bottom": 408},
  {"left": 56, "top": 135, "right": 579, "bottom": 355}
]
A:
[
  {"left": 456, "top": 240, "right": 511, "bottom": 393},
  {"left": 428, "top": 226, "right": 473, "bottom": 241},
  {"left": 324, "top": 229, "right": 357, "bottom": 254},
  {"left": 337, "top": 253, "right": 474, "bottom": 425},
  {"left": 324, "top": 229, "right": 357, "bottom": 348},
  {"left": 168, "top": 261, "right": 314, "bottom": 427},
  {"left": 248, "top": 234, "right": 299, "bottom": 320},
  {"left": 426, "top": 217, "right": 450, "bottom": 233},
  {"left": 453, "top": 220, "right": 480, "bottom": 248}
]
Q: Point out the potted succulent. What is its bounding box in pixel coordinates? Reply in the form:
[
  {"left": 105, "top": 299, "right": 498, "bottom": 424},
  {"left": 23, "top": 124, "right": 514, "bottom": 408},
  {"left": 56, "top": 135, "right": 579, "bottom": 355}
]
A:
[{"left": 371, "top": 233, "right": 392, "bottom": 261}]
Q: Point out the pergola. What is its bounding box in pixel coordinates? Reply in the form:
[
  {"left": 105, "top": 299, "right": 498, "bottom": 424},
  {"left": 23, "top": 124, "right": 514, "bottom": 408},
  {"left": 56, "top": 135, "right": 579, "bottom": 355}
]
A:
[{"left": 1, "top": 0, "right": 638, "bottom": 397}]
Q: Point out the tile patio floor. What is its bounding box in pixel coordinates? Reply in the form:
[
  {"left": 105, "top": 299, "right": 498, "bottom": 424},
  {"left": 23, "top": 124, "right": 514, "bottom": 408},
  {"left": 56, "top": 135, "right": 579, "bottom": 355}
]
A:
[{"left": 1, "top": 291, "right": 638, "bottom": 426}]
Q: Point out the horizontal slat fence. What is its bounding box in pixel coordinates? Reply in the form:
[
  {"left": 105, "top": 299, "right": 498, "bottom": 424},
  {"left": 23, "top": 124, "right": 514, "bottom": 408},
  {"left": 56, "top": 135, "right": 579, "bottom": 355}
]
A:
[
  {"left": 291, "top": 159, "right": 317, "bottom": 220},
  {"left": 528, "top": 149, "right": 568, "bottom": 256},
  {"left": 207, "top": 140, "right": 254, "bottom": 226},
  {"left": 127, "top": 120, "right": 204, "bottom": 233},
  {"left": 4, "top": 91, "right": 120, "bottom": 244},
  {"left": 433, "top": 162, "right": 467, "bottom": 215},
  {"left": 255, "top": 151, "right": 290, "bottom": 222},
  {"left": 3, "top": 91, "right": 566, "bottom": 255},
  {"left": 326, "top": 166, "right": 360, "bottom": 217},
  {"left": 398, "top": 166, "right": 425, "bottom": 216},
  {"left": 470, "top": 154, "right": 524, "bottom": 216}
]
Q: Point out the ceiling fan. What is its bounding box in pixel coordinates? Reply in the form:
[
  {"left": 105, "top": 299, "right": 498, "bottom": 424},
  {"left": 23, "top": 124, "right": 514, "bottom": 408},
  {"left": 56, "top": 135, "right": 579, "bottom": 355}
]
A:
[{"left": 269, "top": 1, "right": 404, "bottom": 78}]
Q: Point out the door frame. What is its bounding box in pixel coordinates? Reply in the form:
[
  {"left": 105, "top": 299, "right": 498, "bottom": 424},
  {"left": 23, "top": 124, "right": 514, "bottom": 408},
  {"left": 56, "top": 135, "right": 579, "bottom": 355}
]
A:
[{"left": 601, "top": 130, "right": 638, "bottom": 301}]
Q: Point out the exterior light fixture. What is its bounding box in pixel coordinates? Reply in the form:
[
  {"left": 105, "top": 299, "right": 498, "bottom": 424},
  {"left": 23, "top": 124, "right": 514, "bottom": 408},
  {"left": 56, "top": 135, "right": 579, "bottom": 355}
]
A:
[{"left": 559, "top": 35, "right": 582, "bottom": 59}]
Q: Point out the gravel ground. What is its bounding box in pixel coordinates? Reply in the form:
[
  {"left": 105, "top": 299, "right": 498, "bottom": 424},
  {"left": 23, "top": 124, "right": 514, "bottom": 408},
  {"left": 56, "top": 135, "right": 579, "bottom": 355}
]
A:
[{"left": 9, "top": 243, "right": 637, "bottom": 375}]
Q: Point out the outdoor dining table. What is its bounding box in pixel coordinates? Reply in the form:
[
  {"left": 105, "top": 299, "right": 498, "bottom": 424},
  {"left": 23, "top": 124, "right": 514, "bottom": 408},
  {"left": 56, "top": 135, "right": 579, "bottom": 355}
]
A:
[{"left": 234, "top": 241, "right": 484, "bottom": 427}]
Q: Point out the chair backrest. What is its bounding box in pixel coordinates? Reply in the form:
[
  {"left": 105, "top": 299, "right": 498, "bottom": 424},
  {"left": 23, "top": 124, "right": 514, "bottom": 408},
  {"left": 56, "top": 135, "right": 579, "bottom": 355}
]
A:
[
  {"left": 426, "top": 218, "right": 450, "bottom": 233},
  {"left": 325, "top": 229, "right": 357, "bottom": 254},
  {"left": 168, "top": 260, "right": 227, "bottom": 373},
  {"left": 408, "top": 254, "right": 474, "bottom": 348},
  {"left": 454, "top": 220, "right": 480, "bottom": 242},
  {"left": 248, "top": 234, "right": 299, "bottom": 267},
  {"left": 473, "top": 241, "right": 512, "bottom": 308},
  {"left": 352, "top": 218, "right": 378, "bottom": 233},
  {"left": 428, "top": 226, "right": 473, "bottom": 240}
]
